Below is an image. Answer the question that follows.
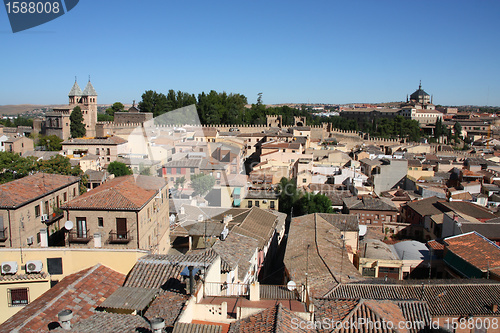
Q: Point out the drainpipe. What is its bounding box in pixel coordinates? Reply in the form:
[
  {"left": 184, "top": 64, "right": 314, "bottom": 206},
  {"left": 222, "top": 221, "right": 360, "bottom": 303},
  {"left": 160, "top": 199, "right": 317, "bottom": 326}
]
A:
[
  {"left": 136, "top": 211, "right": 140, "bottom": 249},
  {"left": 8, "top": 209, "right": 12, "bottom": 247}
]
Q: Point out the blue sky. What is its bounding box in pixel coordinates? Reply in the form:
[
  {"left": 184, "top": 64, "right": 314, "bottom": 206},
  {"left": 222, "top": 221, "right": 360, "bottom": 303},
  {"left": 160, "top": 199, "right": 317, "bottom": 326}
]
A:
[{"left": 1, "top": 0, "right": 499, "bottom": 106}]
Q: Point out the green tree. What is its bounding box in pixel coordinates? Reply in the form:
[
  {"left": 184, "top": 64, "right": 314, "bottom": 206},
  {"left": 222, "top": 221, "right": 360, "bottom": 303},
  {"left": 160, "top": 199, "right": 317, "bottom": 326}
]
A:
[
  {"left": 434, "top": 117, "right": 444, "bottom": 139},
  {"left": 105, "top": 102, "right": 125, "bottom": 116},
  {"left": 138, "top": 90, "right": 168, "bottom": 117},
  {"left": 277, "top": 177, "right": 301, "bottom": 215},
  {"left": 297, "top": 193, "right": 334, "bottom": 215},
  {"left": 37, "top": 135, "right": 63, "bottom": 151},
  {"left": 191, "top": 174, "right": 215, "bottom": 196},
  {"left": 175, "top": 176, "right": 186, "bottom": 197},
  {"left": 97, "top": 114, "right": 114, "bottom": 122},
  {"left": 70, "top": 106, "right": 86, "bottom": 138},
  {"left": 453, "top": 122, "right": 462, "bottom": 139},
  {"left": 107, "top": 161, "right": 133, "bottom": 177}
]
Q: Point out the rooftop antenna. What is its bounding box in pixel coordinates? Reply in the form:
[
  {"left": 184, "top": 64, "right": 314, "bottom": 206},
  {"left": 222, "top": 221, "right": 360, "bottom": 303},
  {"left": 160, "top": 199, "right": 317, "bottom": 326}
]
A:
[
  {"left": 75, "top": 76, "right": 77, "bottom": 82},
  {"left": 88, "top": 75, "right": 91, "bottom": 82}
]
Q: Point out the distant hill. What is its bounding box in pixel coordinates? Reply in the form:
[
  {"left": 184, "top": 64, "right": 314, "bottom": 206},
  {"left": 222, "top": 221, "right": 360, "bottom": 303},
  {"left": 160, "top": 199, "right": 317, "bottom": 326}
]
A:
[
  {"left": 0, "top": 104, "right": 52, "bottom": 115},
  {"left": 0, "top": 104, "right": 125, "bottom": 116}
]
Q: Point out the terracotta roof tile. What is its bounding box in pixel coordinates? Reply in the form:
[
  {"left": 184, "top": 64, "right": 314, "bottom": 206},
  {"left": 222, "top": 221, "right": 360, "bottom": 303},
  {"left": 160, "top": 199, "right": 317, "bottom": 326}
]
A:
[
  {"left": 62, "top": 175, "right": 165, "bottom": 210},
  {"left": 144, "top": 290, "right": 189, "bottom": 327},
  {"left": 0, "top": 173, "right": 80, "bottom": 208},
  {"left": 327, "top": 281, "right": 500, "bottom": 317},
  {"left": 0, "top": 264, "right": 125, "bottom": 333},
  {"left": 444, "top": 232, "right": 500, "bottom": 272},
  {"left": 228, "top": 303, "right": 314, "bottom": 333}
]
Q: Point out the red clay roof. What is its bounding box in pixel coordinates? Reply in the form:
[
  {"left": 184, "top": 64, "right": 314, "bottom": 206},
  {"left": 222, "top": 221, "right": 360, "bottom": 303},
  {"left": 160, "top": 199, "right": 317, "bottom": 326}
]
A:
[
  {"left": 444, "top": 232, "right": 500, "bottom": 273},
  {"left": 62, "top": 175, "right": 166, "bottom": 210},
  {"left": 0, "top": 173, "right": 80, "bottom": 208},
  {"left": 0, "top": 264, "right": 125, "bottom": 333}
]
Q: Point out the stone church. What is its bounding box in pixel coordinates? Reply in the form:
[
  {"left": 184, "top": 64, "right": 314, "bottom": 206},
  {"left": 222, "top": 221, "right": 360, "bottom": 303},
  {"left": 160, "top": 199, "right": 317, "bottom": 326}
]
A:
[{"left": 35, "top": 79, "right": 98, "bottom": 140}]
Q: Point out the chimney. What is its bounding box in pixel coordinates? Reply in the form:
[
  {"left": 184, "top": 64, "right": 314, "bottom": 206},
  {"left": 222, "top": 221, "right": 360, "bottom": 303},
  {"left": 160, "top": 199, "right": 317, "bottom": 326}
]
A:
[
  {"left": 93, "top": 233, "right": 101, "bottom": 248},
  {"left": 58, "top": 309, "right": 73, "bottom": 330},
  {"left": 223, "top": 214, "right": 233, "bottom": 225},
  {"left": 150, "top": 317, "right": 165, "bottom": 333},
  {"left": 95, "top": 123, "right": 105, "bottom": 138},
  {"left": 493, "top": 304, "right": 498, "bottom": 313},
  {"left": 453, "top": 214, "right": 459, "bottom": 222},
  {"left": 188, "top": 266, "right": 195, "bottom": 295},
  {"left": 40, "top": 229, "right": 48, "bottom": 248}
]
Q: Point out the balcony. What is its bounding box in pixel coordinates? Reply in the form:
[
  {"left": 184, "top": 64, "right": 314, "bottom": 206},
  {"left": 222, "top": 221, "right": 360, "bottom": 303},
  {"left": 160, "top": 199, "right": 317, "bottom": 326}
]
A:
[
  {"left": 44, "top": 212, "right": 64, "bottom": 226},
  {"left": 108, "top": 231, "right": 132, "bottom": 244},
  {"left": 68, "top": 229, "right": 92, "bottom": 243},
  {"left": 0, "top": 227, "right": 8, "bottom": 242}
]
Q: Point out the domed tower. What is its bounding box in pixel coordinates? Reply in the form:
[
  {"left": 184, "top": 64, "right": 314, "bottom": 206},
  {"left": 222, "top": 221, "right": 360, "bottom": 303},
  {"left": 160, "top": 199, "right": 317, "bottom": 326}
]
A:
[
  {"left": 409, "top": 81, "right": 431, "bottom": 106},
  {"left": 81, "top": 79, "right": 98, "bottom": 137}
]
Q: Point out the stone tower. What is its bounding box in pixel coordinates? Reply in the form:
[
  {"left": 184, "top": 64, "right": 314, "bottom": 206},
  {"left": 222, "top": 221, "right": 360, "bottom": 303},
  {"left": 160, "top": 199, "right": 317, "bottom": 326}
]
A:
[{"left": 80, "top": 80, "right": 98, "bottom": 138}]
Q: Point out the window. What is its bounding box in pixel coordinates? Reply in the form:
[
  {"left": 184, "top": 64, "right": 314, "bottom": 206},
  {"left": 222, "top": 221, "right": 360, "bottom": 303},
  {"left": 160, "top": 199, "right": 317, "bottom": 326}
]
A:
[
  {"left": 255, "top": 201, "right": 260, "bottom": 207},
  {"left": 98, "top": 217, "right": 104, "bottom": 228},
  {"left": 63, "top": 193, "right": 67, "bottom": 202},
  {"left": 73, "top": 188, "right": 76, "bottom": 197},
  {"left": 302, "top": 178, "right": 307, "bottom": 183},
  {"left": 248, "top": 201, "right": 253, "bottom": 208},
  {"left": 8, "top": 288, "right": 29, "bottom": 306},
  {"left": 176, "top": 168, "right": 181, "bottom": 174},
  {"left": 35, "top": 205, "right": 40, "bottom": 217},
  {"left": 362, "top": 267, "right": 376, "bottom": 277},
  {"left": 270, "top": 201, "right": 275, "bottom": 209},
  {"left": 96, "top": 148, "right": 100, "bottom": 155},
  {"left": 190, "top": 168, "right": 195, "bottom": 174},
  {"left": 106, "top": 148, "right": 110, "bottom": 156}
]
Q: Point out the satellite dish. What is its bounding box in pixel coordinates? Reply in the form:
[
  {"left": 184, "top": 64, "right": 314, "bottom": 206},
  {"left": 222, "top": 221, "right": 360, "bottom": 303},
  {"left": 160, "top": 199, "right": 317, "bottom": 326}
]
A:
[
  {"left": 287, "top": 280, "right": 297, "bottom": 291},
  {"left": 64, "top": 220, "right": 74, "bottom": 231}
]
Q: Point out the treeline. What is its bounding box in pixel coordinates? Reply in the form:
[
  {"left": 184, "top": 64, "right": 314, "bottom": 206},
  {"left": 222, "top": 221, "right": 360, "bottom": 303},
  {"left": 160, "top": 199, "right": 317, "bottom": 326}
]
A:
[
  {"left": 136, "top": 89, "right": 426, "bottom": 142},
  {"left": 363, "top": 116, "right": 423, "bottom": 141},
  {"left": 137, "top": 90, "right": 314, "bottom": 126},
  {"left": 0, "top": 152, "right": 87, "bottom": 193},
  {"left": 0, "top": 116, "right": 33, "bottom": 128}
]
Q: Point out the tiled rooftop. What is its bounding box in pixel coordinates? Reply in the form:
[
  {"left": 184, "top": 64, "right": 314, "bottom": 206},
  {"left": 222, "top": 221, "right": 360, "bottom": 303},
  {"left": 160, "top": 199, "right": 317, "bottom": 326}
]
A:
[
  {"left": 144, "top": 290, "right": 189, "bottom": 327},
  {"left": 62, "top": 136, "right": 126, "bottom": 145},
  {"left": 62, "top": 175, "right": 165, "bottom": 210},
  {"left": 444, "top": 231, "right": 500, "bottom": 274},
  {"left": 0, "top": 173, "right": 80, "bottom": 209},
  {"left": 228, "top": 303, "right": 312, "bottom": 333},
  {"left": 0, "top": 264, "right": 125, "bottom": 332},
  {"left": 124, "top": 249, "right": 218, "bottom": 290},
  {"left": 327, "top": 281, "right": 500, "bottom": 317},
  {"left": 285, "top": 214, "right": 362, "bottom": 298}
]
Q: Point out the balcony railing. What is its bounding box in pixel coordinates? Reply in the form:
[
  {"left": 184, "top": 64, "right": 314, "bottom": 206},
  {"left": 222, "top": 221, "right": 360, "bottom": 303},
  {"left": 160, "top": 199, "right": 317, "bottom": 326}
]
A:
[
  {"left": 204, "top": 282, "right": 249, "bottom": 297},
  {"left": 68, "top": 229, "right": 92, "bottom": 243},
  {"left": 0, "top": 227, "right": 8, "bottom": 242},
  {"left": 108, "top": 230, "right": 132, "bottom": 244},
  {"left": 44, "top": 212, "right": 64, "bottom": 225}
]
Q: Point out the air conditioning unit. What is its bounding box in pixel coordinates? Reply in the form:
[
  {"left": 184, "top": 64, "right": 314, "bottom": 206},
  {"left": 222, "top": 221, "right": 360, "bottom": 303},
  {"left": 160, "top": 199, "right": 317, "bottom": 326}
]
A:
[
  {"left": 1, "top": 261, "right": 18, "bottom": 275},
  {"left": 26, "top": 260, "right": 43, "bottom": 274},
  {"left": 40, "top": 214, "right": 48, "bottom": 222}
]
